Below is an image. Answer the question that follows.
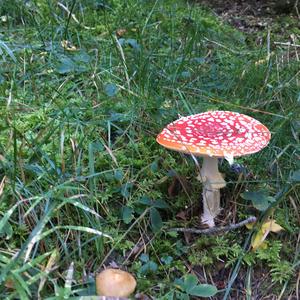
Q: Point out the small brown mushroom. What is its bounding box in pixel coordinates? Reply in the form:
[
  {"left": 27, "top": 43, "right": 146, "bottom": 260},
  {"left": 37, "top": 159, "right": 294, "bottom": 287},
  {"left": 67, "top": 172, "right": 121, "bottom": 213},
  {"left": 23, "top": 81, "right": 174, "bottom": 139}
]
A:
[{"left": 96, "top": 268, "right": 136, "bottom": 298}]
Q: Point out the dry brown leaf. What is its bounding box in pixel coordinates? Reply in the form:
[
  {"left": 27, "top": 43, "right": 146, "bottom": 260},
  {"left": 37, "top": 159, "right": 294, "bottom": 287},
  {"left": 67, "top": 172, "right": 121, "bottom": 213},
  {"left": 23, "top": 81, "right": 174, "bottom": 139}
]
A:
[{"left": 116, "top": 29, "right": 127, "bottom": 37}]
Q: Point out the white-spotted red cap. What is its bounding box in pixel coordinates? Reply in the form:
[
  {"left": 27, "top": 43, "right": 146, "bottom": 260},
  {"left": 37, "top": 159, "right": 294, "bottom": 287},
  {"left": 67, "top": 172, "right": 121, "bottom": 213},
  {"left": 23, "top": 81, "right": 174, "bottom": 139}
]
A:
[{"left": 156, "top": 111, "right": 271, "bottom": 158}]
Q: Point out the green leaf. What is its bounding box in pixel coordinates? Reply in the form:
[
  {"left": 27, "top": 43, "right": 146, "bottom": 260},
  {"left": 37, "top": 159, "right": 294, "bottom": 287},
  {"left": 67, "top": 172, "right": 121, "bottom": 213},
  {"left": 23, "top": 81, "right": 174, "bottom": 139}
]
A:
[
  {"left": 152, "top": 199, "right": 170, "bottom": 209},
  {"left": 139, "top": 253, "right": 149, "bottom": 263},
  {"left": 150, "top": 207, "right": 163, "bottom": 232},
  {"left": 192, "top": 57, "right": 205, "bottom": 64},
  {"left": 150, "top": 161, "right": 158, "bottom": 172},
  {"left": 181, "top": 71, "right": 191, "bottom": 79},
  {"left": 291, "top": 170, "right": 300, "bottom": 182},
  {"left": 161, "top": 255, "right": 173, "bottom": 265},
  {"left": 138, "top": 197, "right": 169, "bottom": 209},
  {"left": 120, "top": 182, "right": 133, "bottom": 198},
  {"left": 147, "top": 261, "right": 158, "bottom": 271},
  {"left": 184, "top": 275, "right": 198, "bottom": 292},
  {"left": 73, "top": 51, "right": 90, "bottom": 63},
  {"left": 126, "top": 38, "right": 141, "bottom": 50},
  {"left": 174, "top": 278, "right": 185, "bottom": 291},
  {"left": 118, "top": 38, "right": 141, "bottom": 50},
  {"left": 104, "top": 83, "right": 118, "bottom": 97},
  {"left": 188, "top": 284, "right": 218, "bottom": 297},
  {"left": 122, "top": 206, "right": 134, "bottom": 224},
  {"left": 241, "top": 191, "right": 275, "bottom": 211},
  {"left": 114, "top": 169, "right": 123, "bottom": 181},
  {"left": 140, "top": 261, "right": 158, "bottom": 274},
  {"left": 56, "top": 57, "right": 75, "bottom": 74},
  {"left": 138, "top": 196, "right": 152, "bottom": 206}
]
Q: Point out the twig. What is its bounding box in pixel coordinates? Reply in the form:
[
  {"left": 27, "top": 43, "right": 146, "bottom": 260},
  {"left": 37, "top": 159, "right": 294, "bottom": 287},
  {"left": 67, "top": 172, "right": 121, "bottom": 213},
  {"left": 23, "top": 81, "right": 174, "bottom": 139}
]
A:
[
  {"left": 295, "top": 0, "right": 300, "bottom": 20},
  {"left": 203, "top": 37, "right": 243, "bottom": 54},
  {"left": 57, "top": 2, "right": 94, "bottom": 30},
  {"left": 168, "top": 216, "right": 257, "bottom": 235},
  {"left": 266, "top": 29, "right": 271, "bottom": 61},
  {"left": 123, "top": 235, "right": 152, "bottom": 264},
  {"left": 274, "top": 41, "right": 300, "bottom": 48},
  {"left": 291, "top": 34, "right": 299, "bottom": 62}
]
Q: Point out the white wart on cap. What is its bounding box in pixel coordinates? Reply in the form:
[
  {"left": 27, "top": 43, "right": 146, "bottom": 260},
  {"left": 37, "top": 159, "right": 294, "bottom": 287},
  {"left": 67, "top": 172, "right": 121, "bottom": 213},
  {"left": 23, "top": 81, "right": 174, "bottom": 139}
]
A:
[{"left": 156, "top": 111, "right": 271, "bottom": 158}]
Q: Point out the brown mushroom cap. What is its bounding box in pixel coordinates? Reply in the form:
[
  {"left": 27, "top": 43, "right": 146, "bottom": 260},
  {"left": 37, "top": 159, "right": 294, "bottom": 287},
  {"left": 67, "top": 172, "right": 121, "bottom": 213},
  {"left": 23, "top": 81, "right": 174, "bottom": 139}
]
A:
[
  {"left": 96, "top": 268, "right": 136, "bottom": 297},
  {"left": 156, "top": 111, "right": 271, "bottom": 158}
]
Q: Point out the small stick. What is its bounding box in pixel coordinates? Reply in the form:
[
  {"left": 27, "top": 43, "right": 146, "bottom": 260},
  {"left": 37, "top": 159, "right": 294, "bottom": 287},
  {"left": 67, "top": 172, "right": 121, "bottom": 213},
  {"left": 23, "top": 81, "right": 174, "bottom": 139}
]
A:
[
  {"left": 168, "top": 216, "right": 257, "bottom": 235},
  {"left": 295, "top": 0, "right": 300, "bottom": 20},
  {"left": 57, "top": 2, "right": 94, "bottom": 30},
  {"left": 274, "top": 42, "right": 300, "bottom": 48}
]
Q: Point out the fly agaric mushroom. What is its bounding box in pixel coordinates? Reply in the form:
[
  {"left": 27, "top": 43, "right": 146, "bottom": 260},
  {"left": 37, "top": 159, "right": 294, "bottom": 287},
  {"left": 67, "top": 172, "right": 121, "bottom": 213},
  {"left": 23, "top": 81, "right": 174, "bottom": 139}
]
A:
[
  {"left": 157, "top": 111, "right": 271, "bottom": 227},
  {"left": 96, "top": 268, "right": 136, "bottom": 298}
]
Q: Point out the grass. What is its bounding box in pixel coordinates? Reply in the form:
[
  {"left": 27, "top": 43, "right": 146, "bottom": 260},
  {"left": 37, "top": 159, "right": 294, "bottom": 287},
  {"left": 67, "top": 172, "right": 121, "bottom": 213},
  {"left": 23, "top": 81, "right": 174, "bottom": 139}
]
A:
[{"left": 0, "top": 0, "right": 299, "bottom": 299}]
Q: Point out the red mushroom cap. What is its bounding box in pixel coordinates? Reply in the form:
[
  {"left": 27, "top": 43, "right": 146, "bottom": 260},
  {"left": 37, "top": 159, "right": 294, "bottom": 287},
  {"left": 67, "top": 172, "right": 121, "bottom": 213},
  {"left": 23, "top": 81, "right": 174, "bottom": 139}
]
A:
[{"left": 156, "top": 111, "right": 271, "bottom": 157}]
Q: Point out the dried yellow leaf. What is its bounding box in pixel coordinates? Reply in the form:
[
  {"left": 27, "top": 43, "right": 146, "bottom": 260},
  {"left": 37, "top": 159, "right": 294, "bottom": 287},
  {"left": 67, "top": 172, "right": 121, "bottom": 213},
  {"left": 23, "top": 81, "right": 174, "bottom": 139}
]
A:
[
  {"left": 262, "top": 220, "right": 284, "bottom": 233},
  {"left": 245, "top": 222, "right": 255, "bottom": 230},
  {"left": 251, "top": 230, "right": 267, "bottom": 250},
  {"left": 250, "top": 219, "right": 284, "bottom": 250}
]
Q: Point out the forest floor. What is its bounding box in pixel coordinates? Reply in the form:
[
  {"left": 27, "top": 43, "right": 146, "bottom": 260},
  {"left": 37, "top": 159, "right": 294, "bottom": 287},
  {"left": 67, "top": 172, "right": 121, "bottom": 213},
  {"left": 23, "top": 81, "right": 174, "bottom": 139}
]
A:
[
  {"left": 0, "top": 0, "right": 299, "bottom": 299},
  {"left": 194, "top": 0, "right": 300, "bottom": 34}
]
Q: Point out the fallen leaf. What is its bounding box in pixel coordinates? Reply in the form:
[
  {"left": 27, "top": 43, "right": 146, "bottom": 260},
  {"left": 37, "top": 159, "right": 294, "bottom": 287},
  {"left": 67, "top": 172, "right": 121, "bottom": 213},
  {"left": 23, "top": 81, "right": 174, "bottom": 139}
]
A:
[
  {"left": 116, "top": 28, "right": 127, "bottom": 37},
  {"left": 61, "top": 40, "right": 78, "bottom": 51},
  {"left": 245, "top": 221, "right": 255, "bottom": 230},
  {"left": 176, "top": 210, "right": 188, "bottom": 220},
  {"left": 5, "top": 278, "right": 14, "bottom": 289},
  {"left": 251, "top": 230, "right": 267, "bottom": 251},
  {"left": 261, "top": 219, "right": 284, "bottom": 233},
  {"left": 250, "top": 219, "right": 284, "bottom": 250}
]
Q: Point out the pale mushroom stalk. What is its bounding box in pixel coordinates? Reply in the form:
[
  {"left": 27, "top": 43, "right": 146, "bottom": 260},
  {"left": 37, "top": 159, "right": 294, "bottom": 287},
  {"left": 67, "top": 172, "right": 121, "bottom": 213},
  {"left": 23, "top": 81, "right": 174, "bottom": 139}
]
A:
[{"left": 197, "top": 156, "right": 226, "bottom": 227}]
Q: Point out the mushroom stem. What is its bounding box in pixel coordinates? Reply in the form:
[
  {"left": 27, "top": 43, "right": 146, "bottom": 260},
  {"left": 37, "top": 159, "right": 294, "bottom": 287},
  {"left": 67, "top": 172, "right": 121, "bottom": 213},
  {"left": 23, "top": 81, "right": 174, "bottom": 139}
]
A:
[{"left": 198, "top": 156, "right": 226, "bottom": 227}]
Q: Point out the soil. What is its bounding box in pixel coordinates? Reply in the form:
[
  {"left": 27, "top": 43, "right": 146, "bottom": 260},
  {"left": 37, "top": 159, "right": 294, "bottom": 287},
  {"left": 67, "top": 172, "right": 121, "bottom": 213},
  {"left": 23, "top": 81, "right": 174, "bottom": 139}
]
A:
[{"left": 191, "top": 0, "right": 300, "bottom": 35}]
